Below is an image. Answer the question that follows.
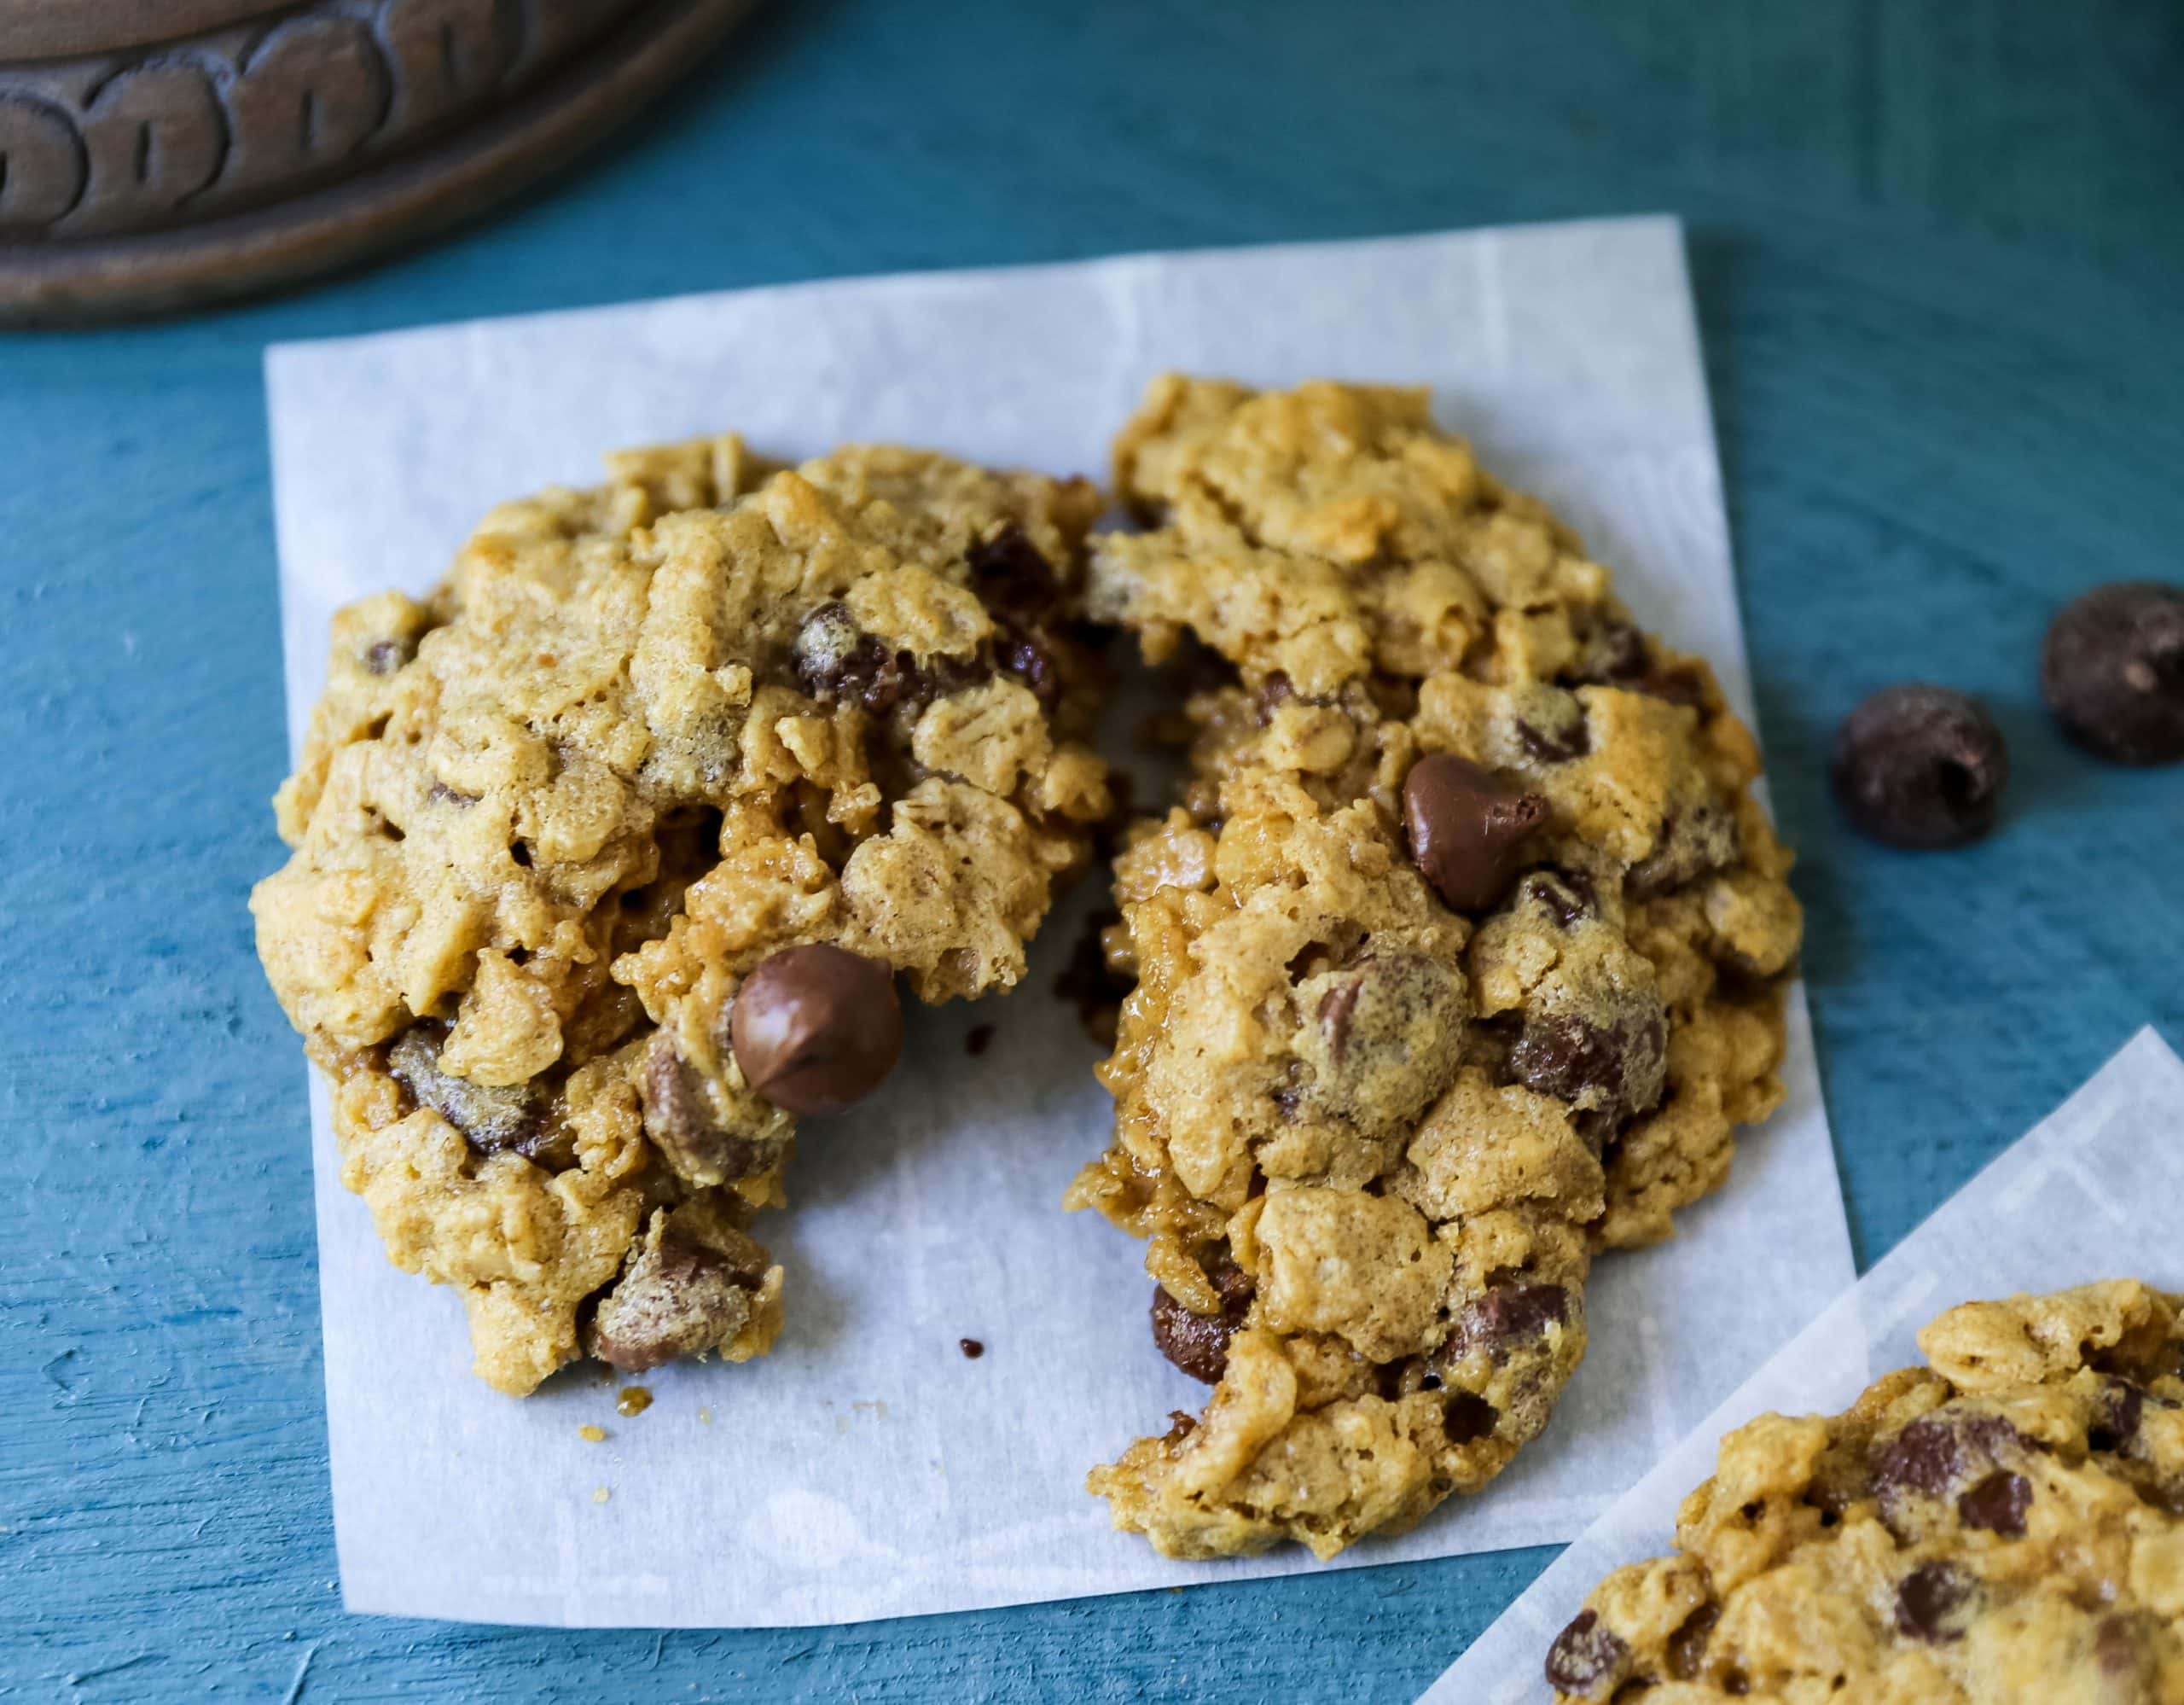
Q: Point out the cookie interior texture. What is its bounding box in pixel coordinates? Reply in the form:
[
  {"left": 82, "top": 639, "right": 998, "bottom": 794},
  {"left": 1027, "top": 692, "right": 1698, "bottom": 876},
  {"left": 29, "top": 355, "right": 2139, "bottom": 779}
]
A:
[
  {"left": 253, "top": 437, "right": 1112, "bottom": 1394},
  {"left": 1546, "top": 1280, "right": 2184, "bottom": 1701},
  {"left": 1068, "top": 376, "right": 1803, "bottom": 1558}
]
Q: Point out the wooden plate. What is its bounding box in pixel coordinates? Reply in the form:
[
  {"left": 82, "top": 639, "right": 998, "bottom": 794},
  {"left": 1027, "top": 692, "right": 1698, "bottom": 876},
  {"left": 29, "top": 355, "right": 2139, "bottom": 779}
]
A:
[{"left": 0, "top": 0, "right": 754, "bottom": 324}]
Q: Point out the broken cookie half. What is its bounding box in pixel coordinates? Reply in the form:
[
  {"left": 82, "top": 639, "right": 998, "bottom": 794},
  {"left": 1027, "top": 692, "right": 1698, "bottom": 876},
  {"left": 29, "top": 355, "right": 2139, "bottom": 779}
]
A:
[
  {"left": 1069, "top": 377, "right": 1802, "bottom": 1557},
  {"left": 256, "top": 434, "right": 1112, "bottom": 1394}
]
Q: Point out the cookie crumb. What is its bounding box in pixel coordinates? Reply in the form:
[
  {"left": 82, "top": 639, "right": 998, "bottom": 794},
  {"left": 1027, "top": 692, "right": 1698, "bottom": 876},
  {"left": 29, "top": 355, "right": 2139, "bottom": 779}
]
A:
[
  {"left": 592, "top": 1486, "right": 611, "bottom": 1504},
  {"left": 616, "top": 1385, "right": 653, "bottom": 1417},
  {"left": 697, "top": 1407, "right": 713, "bottom": 1425},
  {"left": 965, "top": 1024, "right": 996, "bottom": 1057},
  {"left": 578, "top": 1424, "right": 608, "bottom": 1443},
  {"left": 959, "top": 1337, "right": 985, "bottom": 1359}
]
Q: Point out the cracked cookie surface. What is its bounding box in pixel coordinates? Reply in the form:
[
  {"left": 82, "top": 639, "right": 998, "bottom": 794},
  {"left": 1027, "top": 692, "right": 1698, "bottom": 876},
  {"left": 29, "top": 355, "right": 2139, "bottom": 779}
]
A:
[
  {"left": 1547, "top": 1281, "right": 2184, "bottom": 1702},
  {"left": 255, "top": 436, "right": 1110, "bottom": 1394},
  {"left": 1069, "top": 377, "right": 1800, "bottom": 1557}
]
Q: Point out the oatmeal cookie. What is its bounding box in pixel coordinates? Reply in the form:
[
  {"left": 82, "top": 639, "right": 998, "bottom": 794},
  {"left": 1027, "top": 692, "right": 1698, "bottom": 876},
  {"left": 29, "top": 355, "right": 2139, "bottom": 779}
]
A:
[
  {"left": 255, "top": 435, "right": 1111, "bottom": 1394},
  {"left": 1069, "top": 377, "right": 1800, "bottom": 1557},
  {"left": 1546, "top": 1280, "right": 2184, "bottom": 1701}
]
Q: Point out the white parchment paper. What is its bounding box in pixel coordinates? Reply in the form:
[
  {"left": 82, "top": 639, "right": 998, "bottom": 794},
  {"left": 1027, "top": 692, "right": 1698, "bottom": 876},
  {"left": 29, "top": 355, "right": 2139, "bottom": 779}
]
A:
[
  {"left": 264, "top": 216, "right": 1856, "bottom": 1627},
  {"left": 1420, "top": 1026, "right": 2184, "bottom": 1702}
]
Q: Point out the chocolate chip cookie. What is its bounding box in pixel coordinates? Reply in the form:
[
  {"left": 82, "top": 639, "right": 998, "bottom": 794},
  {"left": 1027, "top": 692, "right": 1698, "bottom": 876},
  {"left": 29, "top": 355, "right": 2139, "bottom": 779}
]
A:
[
  {"left": 254, "top": 436, "right": 1111, "bottom": 1394},
  {"left": 1546, "top": 1281, "right": 2184, "bottom": 1700},
  {"left": 1068, "top": 378, "right": 1801, "bottom": 1557}
]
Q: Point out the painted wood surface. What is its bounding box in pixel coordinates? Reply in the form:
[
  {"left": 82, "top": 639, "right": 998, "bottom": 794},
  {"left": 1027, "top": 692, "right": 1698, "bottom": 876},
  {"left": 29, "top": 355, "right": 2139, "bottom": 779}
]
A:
[{"left": 3, "top": 2, "right": 2180, "bottom": 1697}]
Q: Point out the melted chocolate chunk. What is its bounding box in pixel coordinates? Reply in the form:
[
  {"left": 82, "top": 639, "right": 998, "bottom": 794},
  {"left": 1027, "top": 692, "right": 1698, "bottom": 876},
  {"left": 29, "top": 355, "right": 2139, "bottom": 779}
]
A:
[
  {"left": 1441, "top": 1389, "right": 1500, "bottom": 1445},
  {"left": 1448, "top": 1283, "right": 1571, "bottom": 1361},
  {"left": 591, "top": 1225, "right": 764, "bottom": 1373},
  {"left": 1666, "top": 1603, "right": 1721, "bottom": 1681},
  {"left": 1150, "top": 1254, "right": 1255, "bottom": 1384},
  {"left": 967, "top": 524, "right": 1061, "bottom": 613},
  {"left": 1509, "top": 1010, "right": 1667, "bottom": 1123},
  {"left": 1543, "top": 1609, "right": 1630, "bottom": 1698},
  {"left": 1517, "top": 713, "right": 1591, "bottom": 763},
  {"left": 1402, "top": 754, "right": 1548, "bottom": 911},
  {"left": 638, "top": 1036, "right": 781, "bottom": 1184},
  {"left": 2091, "top": 1379, "right": 2146, "bottom": 1452},
  {"left": 1894, "top": 1559, "right": 1977, "bottom": 1644},
  {"left": 365, "top": 637, "right": 414, "bottom": 675},
  {"left": 1956, "top": 1470, "right": 2031, "bottom": 1537},
  {"left": 386, "top": 1022, "right": 551, "bottom": 1158}
]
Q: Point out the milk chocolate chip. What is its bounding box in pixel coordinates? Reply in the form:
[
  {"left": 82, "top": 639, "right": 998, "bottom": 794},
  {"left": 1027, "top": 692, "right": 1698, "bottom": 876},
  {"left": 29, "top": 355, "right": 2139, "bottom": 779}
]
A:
[
  {"left": 1403, "top": 754, "right": 1548, "bottom": 911},
  {"left": 729, "top": 945, "right": 903, "bottom": 1115}
]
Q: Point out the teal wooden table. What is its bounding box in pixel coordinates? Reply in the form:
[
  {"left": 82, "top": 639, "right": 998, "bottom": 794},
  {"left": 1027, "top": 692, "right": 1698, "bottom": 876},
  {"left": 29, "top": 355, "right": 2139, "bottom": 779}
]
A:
[{"left": 5, "top": 3, "right": 2181, "bottom": 1698}]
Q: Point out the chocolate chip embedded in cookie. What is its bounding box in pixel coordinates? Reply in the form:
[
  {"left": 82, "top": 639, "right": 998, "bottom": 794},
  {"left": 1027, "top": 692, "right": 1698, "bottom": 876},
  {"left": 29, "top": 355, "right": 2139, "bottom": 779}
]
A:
[
  {"left": 253, "top": 434, "right": 1111, "bottom": 1394},
  {"left": 1545, "top": 1280, "right": 2184, "bottom": 1700},
  {"left": 1072, "top": 377, "right": 1800, "bottom": 1559}
]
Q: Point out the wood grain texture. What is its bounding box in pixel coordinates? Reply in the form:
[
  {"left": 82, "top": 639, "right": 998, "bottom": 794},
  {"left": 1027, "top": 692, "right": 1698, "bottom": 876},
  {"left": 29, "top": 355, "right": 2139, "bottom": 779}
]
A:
[{"left": 2, "top": 0, "right": 2181, "bottom": 1697}]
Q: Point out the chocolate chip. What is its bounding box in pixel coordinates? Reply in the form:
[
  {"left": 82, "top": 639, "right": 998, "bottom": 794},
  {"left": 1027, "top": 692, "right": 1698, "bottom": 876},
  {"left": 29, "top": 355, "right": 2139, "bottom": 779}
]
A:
[
  {"left": 1830, "top": 684, "right": 2009, "bottom": 849},
  {"left": 2091, "top": 1379, "right": 2146, "bottom": 1452},
  {"left": 965, "top": 1024, "right": 996, "bottom": 1058},
  {"left": 992, "top": 617, "right": 1063, "bottom": 705},
  {"left": 1519, "top": 870, "right": 1594, "bottom": 928},
  {"left": 2042, "top": 581, "right": 2184, "bottom": 764},
  {"left": 967, "top": 524, "right": 1060, "bottom": 613},
  {"left": 2096, "top": 1614, "right": 2151, "bottom": 1680},
  {"left": 791, "top": 602, "right": 878, "bottom": 699},
  {"left": 1403, "top": 754, "right": 1549, "bottom": 911},
  {"left": 591, "top": 1221, "right": 764, "bottom": 1373},
  {"left": 1577, "top": 620, "right": 1651, "bottom": 684},
  {"left": 1894, "top": 1560, "right": 1976, "bottom": 1644},
  {"left": 1956, "top": 1470, "right": 2030, "bottom": 1537},
  {"left": 959, "top": 1337, "right": 985, "bottom": 1359},
  {"left": 1873, "top": 1411, "right": 2024, "bottom": 1510},
  {"left": 638, "top": 1035, "right": 782, "bottom": 1184},
  {"left": 1509, "top": 1010, "right": 1667, "bottom": 1123},
  {"left": 367, "top": 637, "right": 415, "bottom": 675},
  {"left": 1150, "top": 1254, "right": 1254, "bottom": 1384},
  {"left": 1543, "top": 1609, "right": 1630, "bottom": 1698},
  {"left": 1626, "top": 801, "right": 1740, "bottom": 898},
  {"left": 1448, "top": 1283, "right": 1571, "bottom": 1361},
  {"left": 1295, "top": 951, "right": 1467, "bottom": 1130},
  {"left": 1442, "top": 1390, "right": 1500, "bottom": 1442},
  {"left": 729, "top": 945, "right": 903, "bottom": 1115},
  {"left": 386, "top": 1022, "right": 550, "bottom": 1157},
  {"left": 427, "top": 782, "right": 478, "bottom": 807},
  {"left": 1516, "top": 713, "right": 1590, "bottom": 763},
  {"left": 1666, "top": 1603, "right": 1721, "bottom": 1681}
]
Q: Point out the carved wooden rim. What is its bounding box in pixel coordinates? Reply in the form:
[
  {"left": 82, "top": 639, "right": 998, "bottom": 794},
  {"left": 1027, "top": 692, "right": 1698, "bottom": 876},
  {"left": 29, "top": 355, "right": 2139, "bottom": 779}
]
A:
[{"left": 0, "top": 0, "right": 754, "bottom": 324}]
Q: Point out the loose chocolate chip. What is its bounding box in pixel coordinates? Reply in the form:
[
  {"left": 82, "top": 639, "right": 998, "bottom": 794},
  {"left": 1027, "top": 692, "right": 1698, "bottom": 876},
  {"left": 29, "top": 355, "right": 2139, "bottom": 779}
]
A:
[
  {"left": 1403, "top": 754, "right": 1549, "bottom": 911},
  {"left": 638, "top": 1036, "right": 781, "bottom": 1184},
  {"left": 386, "top": 1023, "right": 549, "bottom": 1157},
  {"left": 2042, "top": 581, "right": 2184, "bottom": 764},
  {"left": 2091, "top": 1379, "right": 2146, "bottom": 1452},
  {"left": 1510, "top": 1010, "right": 1667, "bottom": 1123},
  {"left": 1543, "top": 1609, "right": 1630, "bottom": 1698},
  {"left": 592, "top": 1225, "right": 763, "bottom": 1373},
  {"left": 365, "top": 637, "right": 413, "bottom": 674},
  {"left": 729, "top": 945, "right": 903, "bottom": 1115},
  {"left": 1957, "top": 1470, "right": 2031, "bottom": 1537},
  {"left": 1830, "top": 684, "right": 2008, "bottom": 849},
  {"left": 1666, "top": 1603, "right": 1721, "bottom": 1682},
  {"left": 1442, "top": 1390, "right": 1500, "bottom": 1443},
  {"left": 1894, "top": 1560, "right": 1976, "bottom": 1644},
  {"left": 1516, "top": 715, "right": 1591, "bottom": 763},
  {"left": 967, "top": 524, "right": 1060, "bottom": 613},
  {"left": 959, "top": 1337, "right": 985, "bottom": 1359},
  {"left": 1448, "top": 1283, "right": 1571, "bottom": 1361},
  {"left": 1150, "top": 1255, "right": 1255, "bottom": 1384}
]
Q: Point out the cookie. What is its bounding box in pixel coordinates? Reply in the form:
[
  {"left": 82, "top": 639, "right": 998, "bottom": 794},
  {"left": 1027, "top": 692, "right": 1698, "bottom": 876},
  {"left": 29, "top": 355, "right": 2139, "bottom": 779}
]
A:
[
  {"left": 1068, "top": 378, "right": 1801, "bottom": 1557},
  {"left": 1546, "top": 1281, "right": 2184, "bottom": 1700},
  {"left": 253, "top": 436, "right": 1112, "bottom": 1394}
]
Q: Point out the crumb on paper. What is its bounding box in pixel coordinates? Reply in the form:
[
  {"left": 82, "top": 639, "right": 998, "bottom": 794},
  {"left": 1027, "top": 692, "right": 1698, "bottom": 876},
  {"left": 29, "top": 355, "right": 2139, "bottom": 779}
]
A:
[
  {"left": 616, "top": 1385, "right": 653, "bottom": 1417},
  {"left": 578, "top": 1424, "right": 607, "bottom": 1443},
  {"left": 592, "top": 1487, "right": 610, "bottom": 1504},
  {"left": 697, "top": 1407, "right": 712, "bottom": 1425}
]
